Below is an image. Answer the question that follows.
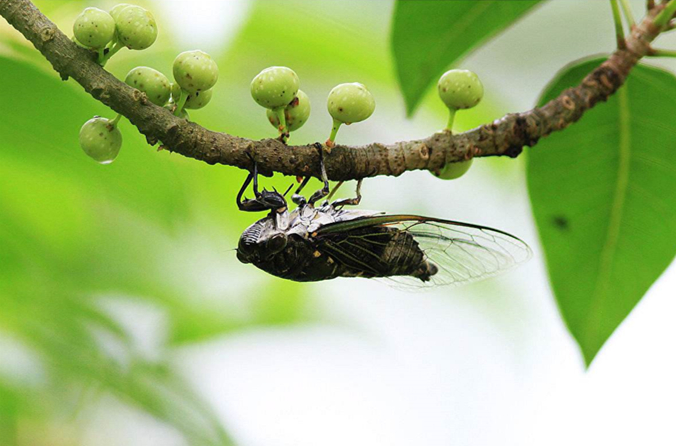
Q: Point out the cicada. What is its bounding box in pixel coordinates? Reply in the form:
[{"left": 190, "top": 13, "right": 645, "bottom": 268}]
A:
[{"left": 235, "top": 153, "right": 530, "bottom": 289}]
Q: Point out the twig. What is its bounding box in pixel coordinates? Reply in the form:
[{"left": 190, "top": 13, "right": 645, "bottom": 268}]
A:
[
  {"left": 610, "top": 0, "right": 627, "bottom": 49},
  {"left": 654, "top": 0, "right": 676, "bottom": 26},
  {"left": 0, "top": 0, "right": 667, "bottom": 181},
  {"left": 619, "top": 0, "right": 636, "bottom": 27}
]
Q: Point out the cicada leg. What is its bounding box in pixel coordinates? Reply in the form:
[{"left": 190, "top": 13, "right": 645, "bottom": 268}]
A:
[
  {"left": 237, "top": 153, "right": 287, "bottom": 212},
  {"left": 308, "top": 157, "right": 330, "bottom": 205},
  {"left": 331, "top": 179, "right": 362, "bottom": 208},
  {"left": 236, "top": 171, "right": 253, "bottom": 210},
  {"left": 291, "top": 176, "right": 311, "bottom": 207}
]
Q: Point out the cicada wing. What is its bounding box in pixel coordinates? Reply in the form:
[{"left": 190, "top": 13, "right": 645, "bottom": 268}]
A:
[
  {"left": 317, "top": 215, "right": 531, "bottom": 290},
  {"left": 393, "top": 218, "right": 531, "bottom": 289}
]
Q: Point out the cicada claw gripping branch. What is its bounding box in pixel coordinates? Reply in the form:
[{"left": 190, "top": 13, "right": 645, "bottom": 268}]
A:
[{"left": 0, "top": 0, "right": 674, "bottom": 182}]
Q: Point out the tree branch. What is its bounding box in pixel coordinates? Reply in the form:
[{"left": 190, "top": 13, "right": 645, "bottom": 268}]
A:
[{"left": 0, "top": 0, "right": 668, "bottom": 180}]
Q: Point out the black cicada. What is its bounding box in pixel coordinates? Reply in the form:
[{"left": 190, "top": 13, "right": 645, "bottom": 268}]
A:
[{"left": 235, "top": 154, "right": 530, "bottom": 289}]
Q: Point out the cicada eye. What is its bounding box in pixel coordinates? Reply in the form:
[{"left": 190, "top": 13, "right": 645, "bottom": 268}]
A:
[{"left": 266, "top": 233, "right": 287, "bottom": 254}]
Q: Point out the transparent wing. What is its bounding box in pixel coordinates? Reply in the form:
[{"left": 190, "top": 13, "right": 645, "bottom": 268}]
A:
[
  {"left": 390, "top": 218, "right": 531, "bottom": 290},
  {"left": 317, "top": 214, "right": 531, "bottom": 290}
]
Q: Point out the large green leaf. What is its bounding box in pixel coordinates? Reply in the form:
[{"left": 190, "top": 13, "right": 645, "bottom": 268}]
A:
[
  {"left": 391, "top": 0, "right": 541, "bottom": 115},
  {"left": 528, "top": 58, "right": 676, "bottom": 366}
]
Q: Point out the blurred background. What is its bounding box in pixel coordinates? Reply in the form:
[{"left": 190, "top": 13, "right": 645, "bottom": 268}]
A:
[{"left": 1, "top": 1, "right": 675, "bottom": 445}]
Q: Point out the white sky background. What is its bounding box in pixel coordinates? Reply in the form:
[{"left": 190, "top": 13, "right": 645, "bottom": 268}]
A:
[{"left": 79, "top": 1, "right": 676, "bottom": 445}]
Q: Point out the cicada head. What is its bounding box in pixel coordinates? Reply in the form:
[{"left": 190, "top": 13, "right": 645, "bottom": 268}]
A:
[{"left": 237, "top": 216, "right": 289, "bottom": 265}]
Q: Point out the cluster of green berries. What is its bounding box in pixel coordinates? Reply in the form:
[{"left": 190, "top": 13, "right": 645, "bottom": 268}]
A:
[
  {"left": 120, "top": 50, "right": 219, "bottom": 115},
  {"left": 433, "top": 69, "right": 484, "bottom": 180},
  {"left": 74, "top": 5, "right": 219, "bottom": 163},
  {"left": 250, "top": 67, "right": 375, "bottom": 147},
  {"left": 73, "top": 4, "right": 157, "bottom": 64},
  {"left": 170, "top": 50, "right": 219, "bottom": 116},
  {"left": 250, "top": 67, "right": 309, "bottom": 141}
]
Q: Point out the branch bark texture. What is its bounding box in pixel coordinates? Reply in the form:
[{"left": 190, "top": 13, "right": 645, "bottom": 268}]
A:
[{"left": 0, "top": 0, "right": 668, "bottom": 180}]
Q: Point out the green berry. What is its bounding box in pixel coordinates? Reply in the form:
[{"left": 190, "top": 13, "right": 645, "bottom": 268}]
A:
[
  {"left": 173, "top": 50, "right": 219, "bottom": 94},
  {"left": 170, "top": 82, "right": 181, "bottom": 102},
  {"left": 438, "top": 69, "right": 483, "bottom": 110},
  {"left": 433, "top": 159, "right": 473, "bottom": 180},
  {"left": 109, "top": 4, "right": 131, "bottom": 22},
  {"left": 250, "top": 66, "right": 299, "bottom": 109},
  {"left": 266, "top": 89, "right": 310, "bottom": 132},
  {"left": 73, "top": 7, "right": 115, "bottom": 50},
  {"left": 171, "top": 82, "right": 211, "bottom": 107},
  {"left": 184, "top": 89, "right": 213, "bottom": 110},
  {"left": 327, "top": 83, "right": 375, "bottom": 124},
  {"left": 114, "top": 5, "right": 157, "bottom": 50},
  {"left": 125, "top": 66, "right": 171, "bottom": 106},
  {"left": 79, "top": 117, "right": 122, "bottom": 164}
]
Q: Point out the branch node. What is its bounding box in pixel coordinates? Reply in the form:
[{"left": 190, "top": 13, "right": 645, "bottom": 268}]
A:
[
  {"left": 561, "top": 95, "right": 575, "bottom": 110},
  {"left": 39, "top": 24, "right": 55, "bottom": 42},
  {"left": 417, "top": 143, "right": 430, "bottom": 161},
  {"left": 131, "top": 89, "right": 143, "bottom": 102}
]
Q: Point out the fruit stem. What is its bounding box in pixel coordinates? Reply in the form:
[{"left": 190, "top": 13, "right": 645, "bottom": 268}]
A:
[
  {"left": 610, "top": 0, "right": 627, "bottom": 49},
  {"left": 445, "top": 108, "right": 456, "bottom": 132},
  {"left": 109, "top": 114, "right": 122, "bottom": 128},
  {"left": 654, "top": 0, "right": 676, "bottom": 27},
  {"left": 648, "top": 48, "right": 676, "bottom": 57},
  {"left": 100, "top": 40, "right": 124, "bottom": 66},
  {"left": 619, "top": 0, "right": 635, "bottom": 27},
  {"left": 327, "top": 118, "right": 342, "bottom": 147},
  {"left": 173, "top": 88, "right": 189, "bottom": 117},
  {"left": 273, "top": 106, "right": 288, "bottom": 143}
]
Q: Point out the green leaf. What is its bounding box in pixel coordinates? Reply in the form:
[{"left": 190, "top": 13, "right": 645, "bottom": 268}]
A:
[
  {"left": 527, "top": 58, "right": 676, "bottom": 366},
  {"left": 391, "top": 0, "right": 541, "bottom": 115}
]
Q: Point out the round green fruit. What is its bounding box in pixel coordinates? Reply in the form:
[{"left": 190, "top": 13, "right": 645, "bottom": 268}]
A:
[
  {"left": 184, "top": 89, "right": 213, "bottom": 110},
  {"left": 250, "top": 66, "right": 299, "bottom": 109},
  {"left": 79, "top": 117, "right": 122, "bottom": 164},
  {"left": 170, "top": 82, "right": 181, "bottom": 102},
  {"left": 327, "top": 82, "right": 375, "bottom": 124},
  {"left": 438, "top": 69, "right": 483, "bottom": 110},
  {"left": 114, "top": 5, "right": 157, "bottom": 50},
  {"left": 267, "top": 90, "right": 310, "bottom": 132},
  {"left": 73, "top": 7, "right": 115, "bottom": 50},
  {"left": 433, "top": 159, "right": 473, "bottom": 180},
  {"left": 173, "top": 50, "right": 219, "bottom": 94},
  {"left": 170, "top": 82, "right": 212, "bottom": 108},
  {"left": 109, "top": 4, "right": 131, "bottom": 22},
  {"left": 125, "top": 66, "right": 171, "bottom": 106}
]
